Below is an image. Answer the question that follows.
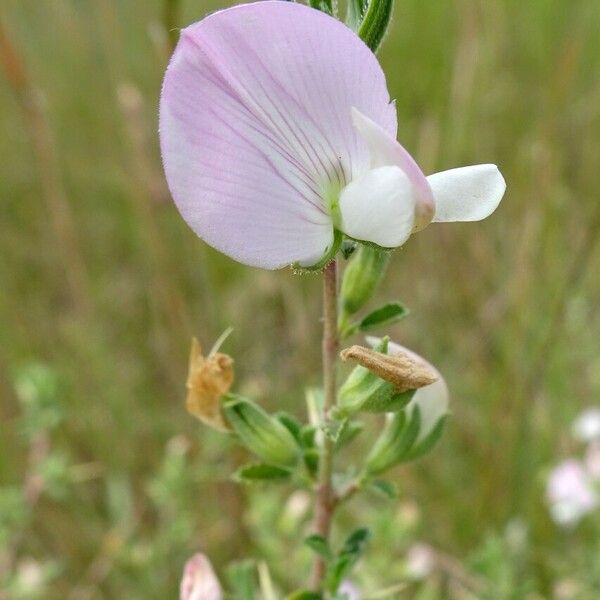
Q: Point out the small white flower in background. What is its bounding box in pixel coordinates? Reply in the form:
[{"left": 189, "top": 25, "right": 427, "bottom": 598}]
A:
[
  {"left": 339, "top": 580, "right": 362, "bottom": 600},
  {"left": 572, "top": 408, "right": 600, "bottom": 443},
  {"left": 180, "top": 554, "right": 223, "bottom": 600},
  {"left": 546, "top": 459, "right": 598, "bottom": 527},
  {"left": 16, "top": 558, "right": 44, "bottom": 594},
  {"left": 405, "top": 543, "right": 436, "bottom": 580}
]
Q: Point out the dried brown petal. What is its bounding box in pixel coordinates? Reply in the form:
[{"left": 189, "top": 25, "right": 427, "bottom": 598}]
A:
[
  {"left": 186, "top": 338, "right": 232, "bottom": 431},
  {"left": 340, "top": 344, "right": 438, "bottom": 393}
]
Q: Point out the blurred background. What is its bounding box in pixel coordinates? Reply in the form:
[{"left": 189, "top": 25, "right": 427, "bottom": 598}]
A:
[{"left": 1, "top": 0, "right": 599, "bottom": 597}]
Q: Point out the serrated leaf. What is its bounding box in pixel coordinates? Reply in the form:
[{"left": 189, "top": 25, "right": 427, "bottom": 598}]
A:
[
  {"left": 369, "top": 479, "right": 398, "bottom": 499},
  {"left": 304, "top": 534, "right": 333, "bottom": 561},
  {"left": 233, "top": 463, "right": 292, "bottom": 483}
]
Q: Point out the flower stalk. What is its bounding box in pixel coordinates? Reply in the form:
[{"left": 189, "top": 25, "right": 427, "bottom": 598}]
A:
[{"left": 311, "top": 260, "right": 339, "bottom": 589}]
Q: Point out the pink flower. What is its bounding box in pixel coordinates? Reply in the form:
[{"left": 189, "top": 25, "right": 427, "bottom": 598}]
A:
[
  {"left": 339, "top": 580, "right": 362, "bottom": 599},
  {"left": 180, "top": 554, "right": 223, "bottom": 600},
  {"left": 160, "top": 2, "right": 505, "bottom": 269},
  {"left": 547, "top": 459, "right": 598, "bottom": 527},
  {"left": 405, "top": 543, "right": 436, "bottom": 579}
]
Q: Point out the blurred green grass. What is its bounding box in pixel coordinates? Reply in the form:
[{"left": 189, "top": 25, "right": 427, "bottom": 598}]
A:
[{"left": 1, "top": 0, "right": 599, "bottom": 597}]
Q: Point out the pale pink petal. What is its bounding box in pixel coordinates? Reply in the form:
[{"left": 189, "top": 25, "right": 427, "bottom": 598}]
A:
[
  {"left": 180, "top": 554, "right": 223, "bottom": 600},
  {"left": 339, "top": 166, "right": 415, "bottom": 247},
  {"left": 429, "top": 164, "right": 506, "bottom": 223},
  {"left": 547, "top": 460, "right": 598, "bottom": 527},
  {"left": 160, "top": 2, "right": 396, "bottom": 268},
  {"left": 351, "top": 108, "right": 434, "bottom": 231}
]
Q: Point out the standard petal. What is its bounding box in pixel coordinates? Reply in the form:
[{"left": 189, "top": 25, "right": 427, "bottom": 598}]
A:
[
  {"left": 351, "top": 108, "right": 434, "bottom": 230},
  {"left": 338, "top": 166, "right": 416, "bottom": 248},
  {"left": 429, "top": 164, "right": 506, "bottom": 223},
  {"left": 160, "top": 2, "right": 396, "bottom": 268}
]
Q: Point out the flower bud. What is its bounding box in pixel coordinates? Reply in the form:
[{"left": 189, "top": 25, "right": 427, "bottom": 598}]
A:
[
  {"left": 339, "top": 245, "right": 390, "bottom": 324},
  {"left": 180, "top": 553, "right": 223, "bottom": 600},
  {"left": 186, "top": 338, "right": 232, "bottom": 432},
  {"left": 364, "top": 339, "right": 449, "bottom": 473},
  {"left": 222, "top": 395, "right": 300, "bottom": 467}
]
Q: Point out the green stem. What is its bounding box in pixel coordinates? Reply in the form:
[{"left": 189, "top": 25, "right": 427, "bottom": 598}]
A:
[{"left": 310, "top": 260, "right": 339, "bottom": 589}]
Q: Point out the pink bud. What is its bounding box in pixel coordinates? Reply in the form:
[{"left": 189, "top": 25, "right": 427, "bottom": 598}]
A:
[{"left": 180, "top": 554, "right": 223, "bottom": 600}]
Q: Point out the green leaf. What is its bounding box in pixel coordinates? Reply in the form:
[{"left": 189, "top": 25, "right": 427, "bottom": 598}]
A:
[
  {"left": 359, "top": 302, "right": 409, "bottom": 331},
  {"left": 358, "top": 0, "right": 394, "bottom": 53},
  {"left": 275, "top": 412, "right": 303, "bottom": 443},
  {"left": 335, "top": 420, "right": 365, "bottom": 450},
  {"left": 304, "top": 534, "right": 333, "bottom": 561},
  {"left": 322, "top": 417, "right": 346, "bottom": 443},
  {"left": 343, "top": 302, "right": 408, "bottom": 337},
  {"left": 369, "top": 479, "right": 398, "bottom": 499},
  {"left": 343, "top": 527, "right": 371, "bottom": 554},
  {"left": 325, "top": 554, "right": 355, "bottom": 594},
  {"left": 225, "top": 560, "right": 256, "bottom": 600},
  {"left": 233, "top": 463, "right": 292, "bottom": 483}
]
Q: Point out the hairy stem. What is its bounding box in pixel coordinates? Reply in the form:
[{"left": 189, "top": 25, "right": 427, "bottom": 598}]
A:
[{"left": 310, "top": 260, "right": 339, "bottom": 589}]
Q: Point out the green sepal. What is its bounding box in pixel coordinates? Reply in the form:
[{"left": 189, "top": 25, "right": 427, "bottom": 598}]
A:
[
  {"left": 233, "top": 463, "right": 292, "bottom": 483},
  {"left": 300, "top": 425, "right": 319, "bottom": 476},
  {"left": 337, "top": 338, "right": 415, "bottom": 417},
  {"left": 222, "top": 394, "right": 300, "bottom": 467},
  {"left": 339, "top": 245, "right": 391, "bottom": 333},
  {"left": 365, "top": 407, "right": 420, "bottom": 475},
  {"left": 275, "top": 412, "right": 303, "bottom": 444},
  {"left": 346, "top": 0, "right": 369, "bottom": 30},
  {"left": 358, "top": 0, "right": 394, "bottom": 53},
  {"left": 406, "top": 413, "right": 447, "bottom": 461},
  {"left": 308, "top": 0, "right": 334, "bottom": 16}
]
